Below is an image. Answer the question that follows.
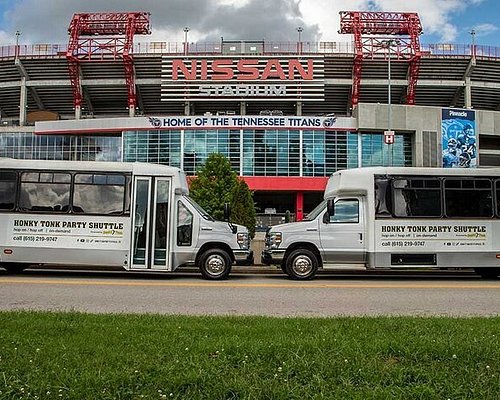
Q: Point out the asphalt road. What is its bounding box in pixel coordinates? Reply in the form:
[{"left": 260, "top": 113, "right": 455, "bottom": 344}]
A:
[{"left": 0, "top": 267, "right": 499, "bottom": 317}]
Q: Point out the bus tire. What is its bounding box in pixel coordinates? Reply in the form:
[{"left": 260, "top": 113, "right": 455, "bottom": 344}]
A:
[
  {"left": 280, "top": 263, "right": 287, "bottom": 274},
  {"left": 474, "top": 267, "right": 500, "bottom": 279},
  {"left": 285, "top": 248, "right": 318, "bottom": 280},
  {"left": 1, "top": 263, "right": 26, "bottom": 274},
  {"left": 199, "top": 248, "right": 232, "bottom": 280}
]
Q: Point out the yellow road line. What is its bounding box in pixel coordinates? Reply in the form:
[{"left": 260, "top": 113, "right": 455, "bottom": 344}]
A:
[{"left": 0, "top": 278, "right": 499, "bottom": 289}]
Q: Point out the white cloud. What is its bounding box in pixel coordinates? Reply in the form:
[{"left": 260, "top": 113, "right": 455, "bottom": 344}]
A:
[
  {"left": 299, "top": 0, "right": 368, "bottom": 41},
  {"left": 364, "top": 0, "right": 484, "bottom": 42},
  {"left": 299, "top": 0, "right": 489, "bottom": 43},
  {"left": 0, "top": 30, "right": 14, "bottom": 46},
  {"left": 473, "top": 23, "right": 498, "bottom": 37}
]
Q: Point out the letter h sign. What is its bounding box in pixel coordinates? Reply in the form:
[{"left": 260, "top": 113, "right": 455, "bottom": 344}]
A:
[{"left": 384, "top": 130, "right": 395, "bottom": 145}]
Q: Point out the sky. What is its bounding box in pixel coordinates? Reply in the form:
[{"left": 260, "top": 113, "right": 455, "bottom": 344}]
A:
[{"left": 0, "top": 0, "right": 498, "bottom": 47}]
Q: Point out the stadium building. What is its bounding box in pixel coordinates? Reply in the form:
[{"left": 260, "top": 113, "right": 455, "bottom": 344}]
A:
[{"left": 1, "top": 11, "right": 500, "bottom": 226}]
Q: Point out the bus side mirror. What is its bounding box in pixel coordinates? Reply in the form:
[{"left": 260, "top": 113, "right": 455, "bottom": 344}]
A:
[
  {"left": 327, "top": 199, "right": 335, "bottom": 216},
  {"left": 224, "top": 203, "right": 231, "bottom": 222}
]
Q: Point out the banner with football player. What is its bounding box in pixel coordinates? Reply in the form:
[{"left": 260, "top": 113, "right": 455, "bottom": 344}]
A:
[{"left": 442, "top": 108, "right": 477, "bottom": 168}]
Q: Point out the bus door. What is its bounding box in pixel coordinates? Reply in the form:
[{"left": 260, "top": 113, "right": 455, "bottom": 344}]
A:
[
  {"left": 320, "top": 197, "right": 366, "bottom": 264},
  {"left": 130, "top": 177, "right": 171, "bottom": 270}
]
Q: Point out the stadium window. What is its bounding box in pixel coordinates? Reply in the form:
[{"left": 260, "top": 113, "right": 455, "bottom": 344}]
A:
[{"left": 444, "top": 178, "right": 493, "bottom": 218}]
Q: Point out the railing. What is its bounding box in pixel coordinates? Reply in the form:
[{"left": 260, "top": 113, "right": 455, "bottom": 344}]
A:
[
  {"left": 256, "top": 213, "right": 296, "bottom": 232},
  {"left": 1, "top": 41, "right": 500, "bottom": 59}
]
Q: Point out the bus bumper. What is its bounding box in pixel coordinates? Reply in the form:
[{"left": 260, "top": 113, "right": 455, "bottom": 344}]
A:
[
  {"left": 234, "top": 249, "right": 254, "bottom": 266},
  {"left": 261, "top": 249, "right": 285, "bottom": 266}
]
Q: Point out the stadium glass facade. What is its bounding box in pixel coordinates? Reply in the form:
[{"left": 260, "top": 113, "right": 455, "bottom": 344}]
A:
[
  {"left": 0, "top": 130, "right": 412, "bottom": 176},
  {"left": 122, "top": 129, "right": 412, "bottom": 176},
  {"left": 0, "top": 129, "right": 412, "bottom": 223}
]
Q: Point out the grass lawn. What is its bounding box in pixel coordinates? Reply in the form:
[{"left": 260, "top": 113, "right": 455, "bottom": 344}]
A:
[{"left": 0, "top": 312, "right": 498, "bottom": 399}]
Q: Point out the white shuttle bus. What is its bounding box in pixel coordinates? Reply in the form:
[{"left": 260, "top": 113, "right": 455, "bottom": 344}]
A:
[
  {"left": 262, "top": 167, "right": 500, "bottom": 279},
  {"left": 0, "top": 159, "right": 252, "bottom": 279}
]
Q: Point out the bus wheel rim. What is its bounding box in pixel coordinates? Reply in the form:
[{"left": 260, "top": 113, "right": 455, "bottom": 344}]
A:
[
  {"left": 292, "top": 255, "right": 313, "bottom": 276},
  {"left": 206, "top": 254, "right": 225, "bottom": 275}
]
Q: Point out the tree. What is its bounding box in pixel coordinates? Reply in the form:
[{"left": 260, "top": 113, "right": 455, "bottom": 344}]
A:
[
  {"left": 231, "top": 178, "right": 256, "bottom": 238},
  {"left": 189, "top": 153, "right": 256, "bottom": 237},
  {"left": 190, "top": 153, "right": 236, "bottom": 221}
]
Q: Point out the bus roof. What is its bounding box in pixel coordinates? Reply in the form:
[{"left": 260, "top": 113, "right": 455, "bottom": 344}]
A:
[{"left": 324, "top": 166, "right": 500, "bottom": 199}]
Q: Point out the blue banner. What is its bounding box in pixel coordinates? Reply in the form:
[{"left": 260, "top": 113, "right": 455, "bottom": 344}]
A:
[{"left": 441, "top": 108, "right": 477, "bottom": 168}]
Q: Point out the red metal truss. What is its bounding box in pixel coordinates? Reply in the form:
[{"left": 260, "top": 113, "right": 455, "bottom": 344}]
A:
[
  {"left": 66, "top": 12, "right": 151, "bottom": 109},
  {"left": 339, "top": 11, "right": 423, "bottom": 107}
]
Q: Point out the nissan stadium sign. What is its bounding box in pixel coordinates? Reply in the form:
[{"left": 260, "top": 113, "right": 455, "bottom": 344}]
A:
[{"left": 161, "top": 56, "right": 324, "bottom": 101}]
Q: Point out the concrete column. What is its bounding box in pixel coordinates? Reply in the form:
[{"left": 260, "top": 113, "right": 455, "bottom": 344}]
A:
[
  {"left": 19, "top": 77, "right": 27, "bottom": 126},
  {"left": 296, "top": 101, "right": 302, "bottom": 116},
  {"left": 129, "top": 104, "right": 136, "bottom": 117},
  {"left": 240, "top": 101, "right": 246, "bottom": 115},
  {"left": 74, "top": 105, "right": 82, "bottom": 120},
  {"left": 464, "top": 77, "right": 472, "bottom": 109},
  {"left": 184, "top": 101, "right": 190, "bottom": 116},
  {"left": 296, "top": 191, "right": 304, "bottom": 221},
  {"left": 414, "top": 130, "right": 424, "bottom": 167}
]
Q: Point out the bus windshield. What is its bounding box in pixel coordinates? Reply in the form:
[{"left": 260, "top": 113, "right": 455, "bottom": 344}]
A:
[
  {"left": 304, "top": 199, "right": 327, "bottom": 221},
  {"left": 184, "top": 196, "right": 215, "bottom": 221}
]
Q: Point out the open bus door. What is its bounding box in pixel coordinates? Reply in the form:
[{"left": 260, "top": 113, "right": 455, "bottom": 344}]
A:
[{"left": 130, "top": 176, "right": 172, "bottom": 270}]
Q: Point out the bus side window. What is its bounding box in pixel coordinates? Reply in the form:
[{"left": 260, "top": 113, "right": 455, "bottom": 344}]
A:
[
  {"left": 329, "top": 199, "right": 359, "bottom": 223},
  {"left": 445, "top": 179, "right": 493, "bottom": 218},
  {"left": 496, "top": 180, "right": 500, "bottom": 217},
  {"left": 375, "top": 178, "right": 392, "bottom": 217},
  {"left": 19, "top": 172, "right": 70, "bottom": 212},
  {"left": 73, "top": 173, "right": 126, "bottom": 215},
  {"left": 392, "top": 178, "right": 442, "bottom": 218},
  {"left": 177, "top": 201, "right": 193, "bottom": 246},
  {"left": 0, "top": 170, "right": 17, "bottom": 211}
]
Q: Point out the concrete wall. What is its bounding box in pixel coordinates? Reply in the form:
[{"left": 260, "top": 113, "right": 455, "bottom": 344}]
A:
[
  {"left": 477, "top": 109, "right": 500, "bottom": 135},
  {"left": 251, "top": 232, "right": 266, "bottom": 265},
  {"left": 354, "top": 103, "right": 500, "bottom": 167}
]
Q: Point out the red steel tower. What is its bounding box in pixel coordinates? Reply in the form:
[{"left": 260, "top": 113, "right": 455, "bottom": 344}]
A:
[
  {"left": 66, "top": 12, "right": 151, "bottom": 114},
  {"left": 339, "top": 11, "right": 423, "bottom": 108}
]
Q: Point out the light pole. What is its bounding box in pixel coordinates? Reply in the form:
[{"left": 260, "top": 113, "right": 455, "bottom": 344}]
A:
[
  {"left": 297, "top": 26, "right": 303, "bottom": 54},
  {"left": 183, "top": 27, "right": 190, "bottom": 56},
  {"left": 383, "top": 39, "right": 398, "bottom": 164},
  {"left": 15, "top": 30, "right": 21, "bottom": 59},
  {"left": 470, "top": 28, "right": 476, "bottom": 60}
]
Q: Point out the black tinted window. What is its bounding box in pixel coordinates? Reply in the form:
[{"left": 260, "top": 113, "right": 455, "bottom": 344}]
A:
[
  {"left": 0, "top": 171, "right": 17, "bottom": 211},
  {"left": 445, "top": 179, "right": 493, "bottom": 218},
  {"left": 392, "top": 179, "right": 442, "bottom": 217}
]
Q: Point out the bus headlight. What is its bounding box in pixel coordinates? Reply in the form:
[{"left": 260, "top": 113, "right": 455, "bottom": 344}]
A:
[
  {"left": 268, "top": 232, "right": 282, "bottom": 249},
  {"left": 237, "top": 232, "right": 250, "bottom": 250}
]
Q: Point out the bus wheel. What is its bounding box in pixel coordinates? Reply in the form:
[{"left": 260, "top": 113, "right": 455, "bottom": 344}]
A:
[
  {"left": 199, "top": 249, "right": 232, "bottom": 280},
  {"left": 1, "top": 263, "right": 26, "bottom": 274},
  {"left": 285, "top": 248, "right": 318, "bottom": 280},
  {"left": 474, "top": 267, "right": 500, "bottom": 279}
]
